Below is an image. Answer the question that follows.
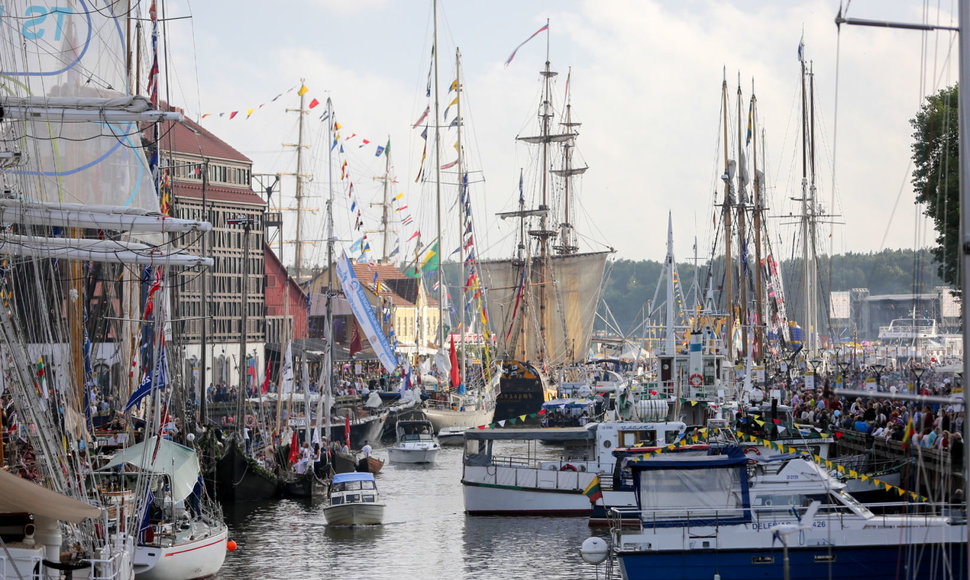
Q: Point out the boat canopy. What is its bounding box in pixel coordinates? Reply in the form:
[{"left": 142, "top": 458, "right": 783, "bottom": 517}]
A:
[
  {"left": 629, "top": 448, "right": 751, "bottom": 526},
  {"left": 333, "top": 472, "right": 376, "bottom": 484},
  {"left": 463, "top": 426, "right": 594, "bottom": 441},
  {"left": 0, "top": 469, "right": 101, "bottom": 523},
  {"left": 101, "top": 437, "right": 200, "bottom": 503}
]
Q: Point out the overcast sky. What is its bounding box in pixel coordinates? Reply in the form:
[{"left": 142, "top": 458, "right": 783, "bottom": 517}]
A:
[{"left": 159, "top": 0, "right": 954, "bottom": 269}]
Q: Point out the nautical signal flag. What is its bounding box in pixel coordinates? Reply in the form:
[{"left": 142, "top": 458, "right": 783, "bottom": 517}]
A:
[
  {"left": 583, "top": 476, "right": 603, "bottom": 504},
  {"left": 298, "top": 85, "right": 309, "bottom": 96},
  {"left": 309, "top": 98, "right": 320, "bottom": 109}
]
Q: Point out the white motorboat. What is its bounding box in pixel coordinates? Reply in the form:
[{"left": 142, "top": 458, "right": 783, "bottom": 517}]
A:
[
  {"left": 601, "top": 448, "right": 966, "bottom": 580},
  {"left": 323, "top": 473, "right": 385, "bottom": 526},
  {"left": 388, "top": 419, "right": 440, "bottom": 464}
]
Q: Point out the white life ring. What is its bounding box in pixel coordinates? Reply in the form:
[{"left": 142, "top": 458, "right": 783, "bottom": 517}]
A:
[
  {"left": 245, "top": 414, "right": 256, "bottom": 428},
  {"left": 689, "top": 373, "right": 703, "bottom": 387}
]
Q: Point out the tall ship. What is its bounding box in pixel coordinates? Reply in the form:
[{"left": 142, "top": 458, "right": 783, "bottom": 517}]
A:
[{"left": 480, "top": 27, "right": 610, "bottom": 423}]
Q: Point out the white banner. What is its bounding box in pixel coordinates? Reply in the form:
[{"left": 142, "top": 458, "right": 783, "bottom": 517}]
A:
[
  {"left": 337, "top": 252, "right": 399, "bottom": 373},
  {"left": 281, "top": 341, "right": 294, "bottom": 394}
]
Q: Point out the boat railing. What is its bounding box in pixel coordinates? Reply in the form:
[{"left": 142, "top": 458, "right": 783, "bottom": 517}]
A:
[
  {"left": 485, "top": 453, "right": 611, "bottom": 473},
  {"left": 84, "top": 548, "right": 130, "bottom": 580},
  {"left": 463, "top": 453, "right": 601, "bottom": 491},
  {"left": 608, "top": 499, "right": 960, "bottom": 537},
  {"left": 0, "top": 550, "right": 43, "bottom": 580}
]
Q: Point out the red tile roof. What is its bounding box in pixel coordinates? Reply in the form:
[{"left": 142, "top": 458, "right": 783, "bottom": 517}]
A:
[
  {"left": 175, "top": 180, "right": 266, "bottom": 207},
  {"left": 162, "top": 107, "right": 251, "bottom": 163}
]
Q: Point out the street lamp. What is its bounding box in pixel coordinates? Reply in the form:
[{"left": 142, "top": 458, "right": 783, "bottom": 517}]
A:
[
  {"left": 911, "top": 365, "right": 927, "bottom": 395},
  {"left": 837, "top": 359, "right": 851, "bottom": 389},
  {"left": 870, "top": 363, "right": 886, "bottom": 390}
]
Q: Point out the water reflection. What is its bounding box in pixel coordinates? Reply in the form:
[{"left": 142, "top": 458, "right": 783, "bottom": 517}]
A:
[{"left": 218, "top": 447, "right": 610, "bottom": 579}]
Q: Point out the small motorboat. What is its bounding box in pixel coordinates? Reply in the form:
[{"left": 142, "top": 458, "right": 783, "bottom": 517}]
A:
[
  {"left": 357, "top": 454, "right": 385, "bottom": 473},
  {"left": 323, "top": 472, "right": 385, "bottom": 526},
  {"left": 437, "top": 427, "right": 466, "bottom": 446},
  {"left": 388, "top": 419, "right": 440, "bottom": 464}
]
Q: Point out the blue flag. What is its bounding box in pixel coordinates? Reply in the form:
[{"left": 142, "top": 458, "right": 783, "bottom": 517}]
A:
[{"left": 124, "top": 349, "right": 167, "bottom": 412}]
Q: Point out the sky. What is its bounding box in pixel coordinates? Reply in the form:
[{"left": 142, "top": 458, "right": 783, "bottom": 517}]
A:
[{"left": 155, "top": 0, "right": 955, "bottom": 270}]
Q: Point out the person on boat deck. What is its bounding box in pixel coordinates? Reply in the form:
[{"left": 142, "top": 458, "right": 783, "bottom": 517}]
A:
[
  {"left": 421, "top": 425, "right": 430, "bottom": 435},
  {"left": 362, "top": 440, "right": 373, "bottom": 458}
]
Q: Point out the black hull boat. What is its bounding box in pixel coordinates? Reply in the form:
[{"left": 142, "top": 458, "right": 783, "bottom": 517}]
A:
[
  {"left": 324, "top": 413, "right": 386, "bottom": 449},
  {"left": 493, "top": 360, "right": 554, "bottom": 424},
  {"left": 330, "top": 449, "right": 359, "bottom": 474},
  {"left": 279, "top": 469, "right": 319, "bottom": 499},
  {"left": 212, "top": 439, "right": 279, "bottom": 503}
]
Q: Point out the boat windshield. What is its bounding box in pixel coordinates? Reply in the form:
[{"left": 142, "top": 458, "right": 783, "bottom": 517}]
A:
[
  {"left": 332, "top": 480, "right": 376, "bottom": 493},
  {"left": 834, "top": 489, "right": 874, "bottom": 517},
  {"left": 403, "top": 433, "right": 434, "bottom": 442}
]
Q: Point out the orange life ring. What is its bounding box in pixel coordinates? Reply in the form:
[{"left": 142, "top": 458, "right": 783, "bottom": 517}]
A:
[
  {"left": 689, "top": 373, "right": 703, "bottom": 387},
  {"left": 560, "top": 463, "right": 578, "bottom": 472}
]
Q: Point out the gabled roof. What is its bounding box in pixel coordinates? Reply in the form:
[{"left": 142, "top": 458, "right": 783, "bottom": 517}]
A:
[{"left": 162, "top": 106, "right": 252, "bottom": 163}]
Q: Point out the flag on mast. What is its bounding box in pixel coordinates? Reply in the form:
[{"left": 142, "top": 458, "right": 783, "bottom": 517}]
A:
[{"left": 505, "top": 22, "right": 550, "bottom": 66}]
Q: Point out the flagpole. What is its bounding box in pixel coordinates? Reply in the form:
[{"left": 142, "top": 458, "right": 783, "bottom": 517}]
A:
[
  {"left": 324, "top": 96, "right": 335, "bottom": 446},
  {"left": 433, "top": 0, "right": 444, "bottom": 349}
]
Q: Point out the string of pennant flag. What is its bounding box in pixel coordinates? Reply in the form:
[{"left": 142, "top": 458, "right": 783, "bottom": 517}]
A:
[{"left": 625, "top": 428, "right": 927, "bottom": 503}]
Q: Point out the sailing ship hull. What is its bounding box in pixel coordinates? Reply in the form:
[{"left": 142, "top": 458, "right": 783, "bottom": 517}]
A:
[
  {"left": 330, "top": 450, "right": 359, "bottom": 474},
  {"left": 324, "top": 414, "right": 387, "bottom": 450},
  {"left": 135, "top": 522, "right": 228, "bottom": 580},
  {"left": 279, "top": 469, "right": 318, "bottom": 499},
  {"left": 424, "top": 406, "right": 494, "bottom": 431},
  {"left": 212, "top": 440, "right": 279, "bottom": 502},
  {"left": 493, "top": 362, "right": 555, "bottom": 423}
]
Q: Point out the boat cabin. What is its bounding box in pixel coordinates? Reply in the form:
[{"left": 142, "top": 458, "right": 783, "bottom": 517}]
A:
[{"left": 329, "top": 472, "right": 380, "bottom": 506}]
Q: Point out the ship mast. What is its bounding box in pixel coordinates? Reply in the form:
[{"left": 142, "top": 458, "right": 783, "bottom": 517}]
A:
[
  {"left": 553, "top": 67, "right": 585, "bottom": 255},
  {"left": 735, "top": 74, "right": 749, "bottom": 359},
  {"left": 750, "top": 84, "right": 765, "bottom": 364},
  {"left": 433, "top": 0, "right": 444, "bottom": 347},
  {"left": 456, "top": 48, "right": 466, "bottom": 387},
  {"left": 720, "top": 68, "right": 734, "bottom": 358},
  {"left": 536, "top": 21, "right": 554, "bottom": 361}
]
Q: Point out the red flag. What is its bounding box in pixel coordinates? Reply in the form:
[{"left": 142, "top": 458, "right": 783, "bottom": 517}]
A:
[
  {"left": 261, "top": 364, "right": 271, "bottom": 394},
  {"left": 349, "top": 321, "right": 362, "bottom": 357},
  {"left": 288, "top": 431, "right": 299, "bottom": 463},
  {"left": 407, "top": 231, "right": 420, "bottom": 242},
  {"left": 308, "top": 98, "right": 320, "bottom": 109},
  {"left": 229, "top": 111, "right": 238, "bottom": 120},
  {"left": 449, "top": 335, "right": 460, "bottom": 389},
  {"left": 345, "top": 415, "right": 351, "bottom": 449}
]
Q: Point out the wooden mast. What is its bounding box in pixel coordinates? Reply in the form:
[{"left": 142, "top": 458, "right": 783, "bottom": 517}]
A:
[
  {"left": 750, "top": 85, "right": 765, "bottom": 364},
  {"left": 720, "top": 69, "right": 733, "bottom": 358}
]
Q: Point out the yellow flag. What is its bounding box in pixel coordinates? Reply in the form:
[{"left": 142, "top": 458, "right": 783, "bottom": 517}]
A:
[
  {"left": 298, "top": 84, "right": 309, "bottom": 96},
  {"left": 246, "top": 108, "right": 254, "bottom": 118}
]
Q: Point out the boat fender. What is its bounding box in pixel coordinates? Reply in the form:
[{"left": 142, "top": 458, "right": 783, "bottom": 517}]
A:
[
  {"left": 560, "top": 463, "right": 578, "bottom": 472},
  {"left": 245, "top": 414, "right": 256, "bottom": 428},
  {"left": 143, "top": 525, "right": 155, "bottom": 544}
]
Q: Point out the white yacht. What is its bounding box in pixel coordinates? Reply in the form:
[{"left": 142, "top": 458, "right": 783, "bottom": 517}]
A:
[{"left": 388, "top": 419, "right": 440, "bottom": 464}]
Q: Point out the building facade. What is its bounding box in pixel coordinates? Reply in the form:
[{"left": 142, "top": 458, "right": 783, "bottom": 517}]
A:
[{"left": 163, "top": 109, "right": 267, "bottom": 392}]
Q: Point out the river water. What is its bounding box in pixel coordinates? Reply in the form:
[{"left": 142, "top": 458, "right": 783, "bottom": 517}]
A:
[{"left": 218, "top": 445, "right": 612, "bottom": 579}]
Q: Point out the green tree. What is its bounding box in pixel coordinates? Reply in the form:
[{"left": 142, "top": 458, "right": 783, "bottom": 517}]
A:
[{"left": 911, "top": 84, "right": 959, "bottom": 289}]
